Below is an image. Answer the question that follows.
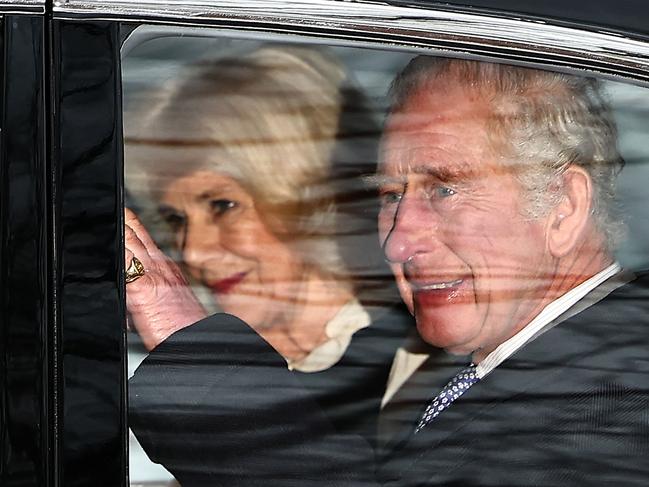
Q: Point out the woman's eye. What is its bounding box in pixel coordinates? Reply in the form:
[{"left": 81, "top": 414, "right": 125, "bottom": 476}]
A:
[
  {"left": 160, "top": 211, "right": 186, "bottom": 232},
  {"left": 158, "top": 205, "right": 186, "bottom": 231},
  {"left": 210, "top": 199, "right": 237, "bottom": 216}
]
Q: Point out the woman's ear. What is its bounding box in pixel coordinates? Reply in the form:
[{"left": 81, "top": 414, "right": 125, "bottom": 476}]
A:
[{"left": 546, "top": 165, "right": 593, "bottom": 258}]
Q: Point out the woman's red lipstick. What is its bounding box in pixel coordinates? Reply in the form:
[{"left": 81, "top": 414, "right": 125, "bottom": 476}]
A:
[{"left": 210, "top": 272, "right": 247, "bottom": 295}]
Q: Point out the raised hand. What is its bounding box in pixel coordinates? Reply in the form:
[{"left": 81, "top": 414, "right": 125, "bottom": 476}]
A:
[{"left": 125, "top": 207, "right": 207, "bottom": 351}]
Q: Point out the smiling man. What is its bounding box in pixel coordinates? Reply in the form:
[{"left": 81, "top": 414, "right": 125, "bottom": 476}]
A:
[
  {"left": 375, "top": 57, "right": 649, "bottom": 485},
  {"left": 378, "top": 59, "right": 617, "bottom": 361}
]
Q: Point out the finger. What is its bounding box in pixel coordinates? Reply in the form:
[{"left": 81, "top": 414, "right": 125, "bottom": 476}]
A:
[
  {"left": 125, "top": 208, "right": 165, "bottom": 258},
  {"left": 125, "top": 223, "right": 153, "bottom": 268},
  {"left": 124, "top": 227, "right": 157, "bottom": 292},
  {"left": 125, "top": 246, "right": 134, "bottom": 266}
]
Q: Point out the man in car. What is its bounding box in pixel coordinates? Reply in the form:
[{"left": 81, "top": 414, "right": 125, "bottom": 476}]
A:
[
  {"left": 374, "top": 56, "right": 649, "bottom": 485},
  {"left": 128, "top": 56, "right": 649, "bottom": 486}
]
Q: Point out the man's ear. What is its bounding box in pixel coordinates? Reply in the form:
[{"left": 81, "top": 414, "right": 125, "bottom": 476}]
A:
[{"left": 546, "top": 165, "right": 593, "bottom": 258}]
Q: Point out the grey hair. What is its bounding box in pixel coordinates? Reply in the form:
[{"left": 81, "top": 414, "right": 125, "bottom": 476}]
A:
[{"left": 389, "top": 57, "right": 625, "bottom": 250}]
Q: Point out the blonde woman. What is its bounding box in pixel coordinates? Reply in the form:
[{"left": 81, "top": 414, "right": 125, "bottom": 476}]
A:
[{"left": 126, "top": 45, "right": 410, "bottom": 485}]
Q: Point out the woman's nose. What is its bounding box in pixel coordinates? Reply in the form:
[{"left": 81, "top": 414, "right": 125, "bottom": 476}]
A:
[{"left": 181, "top": 222, "right": 220, "bottom": 271}]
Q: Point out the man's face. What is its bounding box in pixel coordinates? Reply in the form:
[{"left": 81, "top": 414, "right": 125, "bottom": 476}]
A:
[{"left": 378, "top": 85, "right": 554, "bottom": 357}]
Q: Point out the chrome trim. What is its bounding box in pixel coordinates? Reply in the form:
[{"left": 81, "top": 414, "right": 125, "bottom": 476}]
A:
[
  {"left": 52, "top": 0, "right": 649, "bottom": 81},
  {"left": 0, "top": 0, "right": 45, "bottom": 13}
]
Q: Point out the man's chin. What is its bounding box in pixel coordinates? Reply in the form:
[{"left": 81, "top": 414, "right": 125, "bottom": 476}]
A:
[
  {"left": 442, "top": 343, "right": 476, "bottom": 357},
  {"left": 415, "top": 319, "right": 475, "bottom": 355}
]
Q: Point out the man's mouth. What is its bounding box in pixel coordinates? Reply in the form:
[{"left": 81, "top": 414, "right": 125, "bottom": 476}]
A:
[
  {"left": 209, "top": 272, "right": 248, "bottom": 295},
  {"left": 410, "top": 278, "right": 464, "bottom": 292}
]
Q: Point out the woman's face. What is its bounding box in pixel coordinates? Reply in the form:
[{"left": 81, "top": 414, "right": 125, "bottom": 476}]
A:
[{"left": 159, "top": 170, "right": 306, "bottom": 329}]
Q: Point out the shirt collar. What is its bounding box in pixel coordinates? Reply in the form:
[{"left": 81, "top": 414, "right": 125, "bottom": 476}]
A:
[
  {"left": 475, "top": 262, "right": 622, "bottom": 379},
  {"left": 287, "top": 298, "right": 371, "bottom": 373}
]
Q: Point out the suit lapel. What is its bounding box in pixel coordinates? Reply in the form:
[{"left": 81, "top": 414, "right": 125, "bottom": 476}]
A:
[
  {"left": 378, "top": 348, "right": 470, "bottom": 452},
  {"left": 379, "top": 272, "right": 649, "bottom": 484},
  {"left": 379, "top": 357, "right": 548, "bottom": 481},
  {"left": 380, "top": 298, "right": 626, "bottom": 484}
]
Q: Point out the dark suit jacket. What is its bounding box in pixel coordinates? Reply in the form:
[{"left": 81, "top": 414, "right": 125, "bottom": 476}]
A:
[
  {"left": 129, "top": 304, "right": 410, "bottom": 487},
  {"left": 130, "top": 274, "right": 649, "bottom": 486},
  {"left": 380, "top": 271, "right": 649, "bottom": 486}
]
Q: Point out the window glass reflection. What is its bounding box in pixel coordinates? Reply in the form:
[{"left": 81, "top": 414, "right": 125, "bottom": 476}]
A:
[{"left": 123, "top": 26, "right": 649, "bottom": 486}]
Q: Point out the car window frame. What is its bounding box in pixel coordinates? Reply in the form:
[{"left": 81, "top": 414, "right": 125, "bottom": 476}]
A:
[{"left": 3, "top": 0, "right": 649, "bottom": 485}]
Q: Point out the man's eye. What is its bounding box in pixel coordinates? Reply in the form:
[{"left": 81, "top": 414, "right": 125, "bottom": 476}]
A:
[
  {"left": 430, "top": 186, "right": 456, "bottom": 199},
  {"left": 379, "top": 191, "right": 402, "bottom": 206},
  {"left": 210, "top": 199, "right": 237, "bottom": 216}
]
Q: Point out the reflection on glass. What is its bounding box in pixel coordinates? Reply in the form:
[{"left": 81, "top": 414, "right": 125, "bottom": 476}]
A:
[{"left": 123, "top": 30, "right": 649, "bottom": 487}]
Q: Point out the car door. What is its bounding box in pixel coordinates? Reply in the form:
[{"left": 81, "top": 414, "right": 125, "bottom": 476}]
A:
[
  {"left": 2, "top": 1, "right": 649, "bottom": 486},
  {"left": 0, "top": 3, "right": 49, "bottom": 486}
]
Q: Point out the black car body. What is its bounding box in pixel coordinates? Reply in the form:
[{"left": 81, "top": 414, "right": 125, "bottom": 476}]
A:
[{"left": 1, "top": 1, "right": 648, "bottom": 485}]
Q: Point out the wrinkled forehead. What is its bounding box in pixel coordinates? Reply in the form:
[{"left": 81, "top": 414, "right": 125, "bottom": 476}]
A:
[
  {"left": 378, "top": 128, "right": 506, "bottom": 183},
  {"left": 379, "top": 82, "right": 507, "bottom": 161},
  {"left": 380, "top": 138, "right": 452, "bottom": 175},
  {"left": 373, "top": 157, "right": 497, "bottom": 191}
]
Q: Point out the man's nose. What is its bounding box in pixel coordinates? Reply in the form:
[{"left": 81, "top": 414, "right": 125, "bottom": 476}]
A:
[{"left": 382, "top": 194, "right": 437, "bottom": 264}]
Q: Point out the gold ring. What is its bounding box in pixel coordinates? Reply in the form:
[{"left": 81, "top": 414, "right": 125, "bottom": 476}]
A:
[{"left": 125, "top": 256, "right": 146, "bottom": 283}]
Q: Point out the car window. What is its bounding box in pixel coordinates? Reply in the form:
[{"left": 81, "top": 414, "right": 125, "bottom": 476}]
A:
[{"left": 121, "top": 24, "right": 649, "bottom": 486}]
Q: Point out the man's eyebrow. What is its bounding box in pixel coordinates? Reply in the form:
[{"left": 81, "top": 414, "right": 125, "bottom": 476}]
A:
[
  {"left": 365, "top": 164, "right": 480, "bottom": 188},
  {"left": 362, "top": 174, "right": 406, "bottom": 189},
  {"left": 410, "top": 164, "right": 480, "bottom": 184}
]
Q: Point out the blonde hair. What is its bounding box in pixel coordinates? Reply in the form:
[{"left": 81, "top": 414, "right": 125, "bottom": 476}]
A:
[{"left": 125, "top": 45, "right": 381, "bottom": 277}]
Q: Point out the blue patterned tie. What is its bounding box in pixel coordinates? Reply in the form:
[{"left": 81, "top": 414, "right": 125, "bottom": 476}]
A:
[{"left": 415, "top": 364, "right": 479, "bottom": 433}]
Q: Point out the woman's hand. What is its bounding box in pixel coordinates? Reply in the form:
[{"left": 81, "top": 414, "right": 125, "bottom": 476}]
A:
[{"left": 125, "top": 208, "right": 207, "bottom": 351}]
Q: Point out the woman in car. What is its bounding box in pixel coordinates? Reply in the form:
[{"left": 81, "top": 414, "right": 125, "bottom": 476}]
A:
[{"left": 124, "top": 45, "right": 410, "bottom": 485}]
